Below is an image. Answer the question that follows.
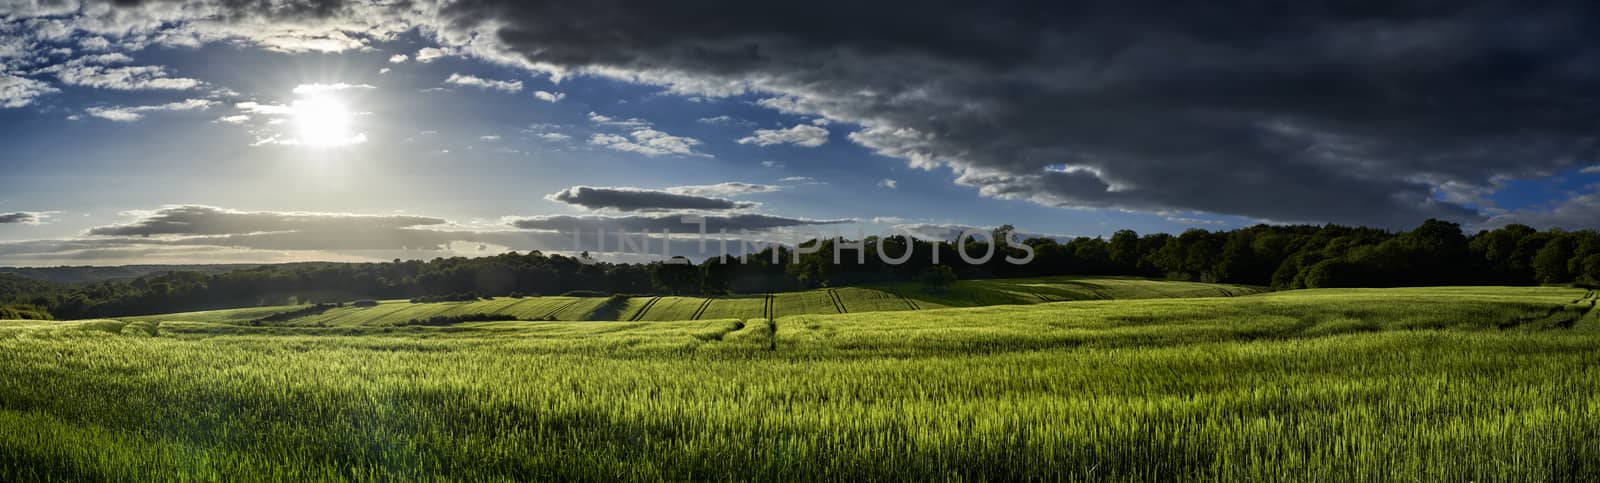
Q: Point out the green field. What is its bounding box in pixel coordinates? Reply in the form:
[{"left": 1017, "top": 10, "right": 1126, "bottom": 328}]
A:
[
  {"left": 2, "top": 285, "right": 1599, "bottom": 480},
  {"left": 121, "top": 276, "right": 1263, "bottom": 327}
]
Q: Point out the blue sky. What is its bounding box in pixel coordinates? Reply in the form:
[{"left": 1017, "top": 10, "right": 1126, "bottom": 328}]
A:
[{"left": 2, "top": 2, "right": 1599, "bottom": 265}]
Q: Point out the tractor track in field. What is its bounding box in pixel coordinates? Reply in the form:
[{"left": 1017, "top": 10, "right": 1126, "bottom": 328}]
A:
[
  {"left": 1498, "top": 292, "right": 1598, "bottom": 330},
  {"left": 888, "top": 289, "right": 921, "bottom": 310},
  {"left": 827, "top": 289, "right": 849, "bottom": 314},
  {"left": 694, "top": 320, "right": 745, "bottom": 342},
  {"left": 762, "top": 293, "right": 775, "bottom": 321},
  {"left": 628, "top": 297, "right": 663, "bottom": 322},
  {"left": 544, "top": 298, "right": 585, "bottom": 320},
  {"left": 763, "top": 293, "right": 778, "bottom": 351},
  {"left": 689, "top": 298, "right": 713, "bottom": 320}
]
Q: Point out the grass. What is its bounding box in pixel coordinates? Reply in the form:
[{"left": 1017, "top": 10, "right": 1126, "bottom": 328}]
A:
[
  {"left": 0, "top": 285, "right": 1597, "bottom": 480},
  {"left": 121, "top": 276, "right": 1265, "bottom": 327}
]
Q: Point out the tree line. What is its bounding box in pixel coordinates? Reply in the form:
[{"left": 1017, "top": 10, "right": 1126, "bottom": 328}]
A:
[{"left": 2, "top": 219, "right": 1597, "bottom": 319}]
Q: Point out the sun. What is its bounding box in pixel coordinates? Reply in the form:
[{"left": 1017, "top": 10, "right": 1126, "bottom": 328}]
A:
[{"left": 292, "top": 97, "right": 362, "bottom": 147}]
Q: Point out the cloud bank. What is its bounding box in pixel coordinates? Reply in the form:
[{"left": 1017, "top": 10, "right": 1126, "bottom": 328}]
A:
[
  {"left": 85, "top": 205, "right": 448, "bottom": 237},
  {"left": 545, "top": 186, "right": 757, "bottom": 212}
]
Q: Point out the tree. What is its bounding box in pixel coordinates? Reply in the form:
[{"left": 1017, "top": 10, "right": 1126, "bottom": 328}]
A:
[
  {"left": 1108, "top": 230, "right": 1140, "bottom": 272},
  {"left": 650, "top": 258, "right": 700, "bottom": 295},
  {"left": 1533, "top": 233, "right": 1575, "bottom": 284},
  {"left": 919, "top": 265, "right": 957, "bottom": 292}
]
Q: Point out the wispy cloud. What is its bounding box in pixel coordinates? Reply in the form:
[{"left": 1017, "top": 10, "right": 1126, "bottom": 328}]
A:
[
  {"left": 586, "top": 112, "right": 707, "bottom": 157},
  {"left": 86, "top": 205, "right": 447, "bottom": 237},
  {"left": 86, "top": 98, "right": 216, "bottom": 122},
  {"left": 666, "top": 182, "right": 781, "bottom": 197},
  {"left": 444, "top": 73, "right": 522, "bottom": 92},
  {"left": 0, "top": 73, "right": 58, "bottom": 108},
  {"left": 590, "top": 130, "right": 706, "bottom": 157},
  {"left": 737, "top": 124, "right": 829, "bottom": 147},
  {"left": 40, "top": 53, "right": 202, "bottom": 91},
  {"left": 415, "top": 47, "right": 454, "bottom": 63}
]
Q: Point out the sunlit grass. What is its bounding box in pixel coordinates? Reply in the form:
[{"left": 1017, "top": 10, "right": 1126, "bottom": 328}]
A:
[{"left": 2, "top": 286, "right": 1596, "bottom": 480}]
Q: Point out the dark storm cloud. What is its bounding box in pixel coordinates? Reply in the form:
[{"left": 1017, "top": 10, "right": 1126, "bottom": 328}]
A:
[
  {"left": 85, "top": 205, "right": 448, "bottom": 236},
  {"left": 545, "top": 186, "right": 756, "bottom": 212},
  {"left": 507, "top": 213, "right": 851, "bottom": 233},
  {"left": 0, "top": 212, "right": 39, "bottom": 224},
  {"left": 427, "top": 0, "right": 1600, "bottom": 227},
  {"left": 21, "top": 0, "right": 1600, "bottom": 227}
]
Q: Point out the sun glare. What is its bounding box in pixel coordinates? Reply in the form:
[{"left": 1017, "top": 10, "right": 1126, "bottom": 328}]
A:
[{"left": 292, "top": 97, "right": 361, "bottom": 147}]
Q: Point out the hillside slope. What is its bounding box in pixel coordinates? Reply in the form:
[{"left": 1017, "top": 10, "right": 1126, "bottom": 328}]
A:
[{"left": 119, "top": 276, "right": 1265, "bottom": 326}]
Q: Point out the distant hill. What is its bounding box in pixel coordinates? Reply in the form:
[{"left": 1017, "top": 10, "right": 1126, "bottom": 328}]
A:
[
  {"left": 0, "top": 264, "right": 263, "bottom": 284},
  {"left": 0, "top": 272, "right": 63, "bottom": 296}
]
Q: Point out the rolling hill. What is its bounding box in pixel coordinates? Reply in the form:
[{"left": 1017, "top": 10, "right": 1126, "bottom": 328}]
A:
[{"left": 119, "top": 276, "right": 1265, "bottom": 326}]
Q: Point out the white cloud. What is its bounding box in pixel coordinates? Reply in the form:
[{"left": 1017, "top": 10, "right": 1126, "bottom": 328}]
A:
[
  {"left": 538, "top": 132, "right": 571, "bottom": 141},
  {"left": 737, "top": 124, "right": 829, "bottom": 147},
  {"left": 666, "top": 182, "right": 781, "bottom": 197},
  {"left": 40, "top": 54, "right": 203, "bottom": 91},
  {"left": 253, "top": 31, "right": 365, "bottom": 53},
  {"left": 415, "top": 47, "right": 453, "bottom": 63},
  {"left": 86, "top": 98, "right": 216, "bottom": 122},
  {"left": 216, "top": 114, "right": 250, "bottom": 124},
  {"left": 533, "top": 90, "right": 565, "bottom": 102},
  {"left": 879, "top": 178, "right": 898, "bottom": 189},
  {"left": 1582, "top": 165, "right": 1600, "bottom": 174},
  {"left": 589, "top": 128, "right": 708, "bottom": 157},
  {"left": 0, "top": 73, "right": 58, "bottom": 108},
  {"left": 762, "top": 161, "right": 785, "bottom": 168},
  {"left": 697, "top": 115, "right": 754, "bottom": 126},
  {"left": 388, "top": 53, "right": 408, "bottom": 63},
  {"left": 480, "top": 135, "right": 500, "bottom": 141},
  {"left": 587, "top": 111, "right": 650, "bottom": 128},
  {"left": 77, "top": 36, "right": 112, "bottom": 52},
  {"left": 444, "top": 73, "right": 522, "bottom": 92},
  {"left": 378, "top": 67, "right": 391, "bottom": 74},
  {"left": 291, "top": 83, "right": 375, "bottom": 95},
  {"left": 57, "top": 64, "right": 203, "bottom": 90},
  {"left": 236, "top": 101, "right": 292, "bottom": 115},
  {"left": 1165, "top": 216, "right": 1228, "bottom": 226}
]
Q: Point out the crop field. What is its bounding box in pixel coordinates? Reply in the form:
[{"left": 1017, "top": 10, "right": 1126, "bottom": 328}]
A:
[
  {"left": 121, "top": 276, "right": 1260, "bottom": 327},
  {"left": 1, "top": 286, "right": 1598, "bottom": 480},
  {"left": 696, "top": 295, "right": 768, "bottom": 320}
]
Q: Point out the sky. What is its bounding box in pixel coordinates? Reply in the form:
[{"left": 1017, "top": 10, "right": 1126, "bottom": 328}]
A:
[{"left": 2, "top": 0, "right": 1600, "bottom": 266}]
